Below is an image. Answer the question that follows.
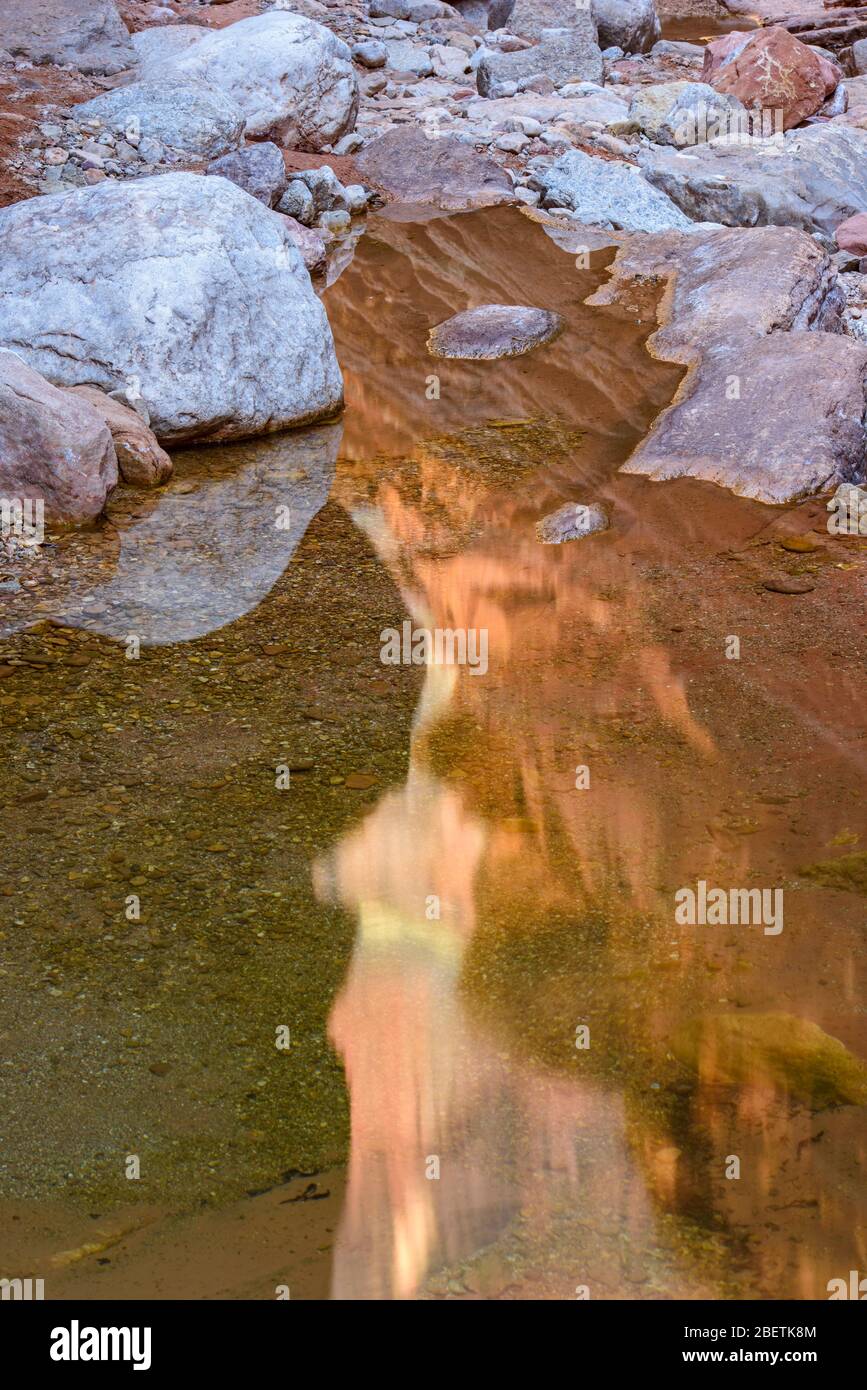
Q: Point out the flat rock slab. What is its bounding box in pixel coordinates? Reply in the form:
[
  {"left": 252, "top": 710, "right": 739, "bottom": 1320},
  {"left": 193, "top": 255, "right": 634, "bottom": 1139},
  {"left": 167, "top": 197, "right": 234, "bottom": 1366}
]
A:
[
  {"left": 427, "top": 304, "right": 564, "bottom": 359},
  {"left": 586, "top": 225, "right": 843, "bottom": 361},
  {"left": 622, "top": 330, "right": 867, "bottom": 504},
  {"left": 0, "top": 0, "right": 135, "bottom": 76},
  {"left": 588, "top": 225, "right": 860, "bottom": 502},
  {"left": 355, "top": 127, "right": 514, "bottom": 210},
  {"left": 639, "top": 124, "right": 867, "bottom": 240}
]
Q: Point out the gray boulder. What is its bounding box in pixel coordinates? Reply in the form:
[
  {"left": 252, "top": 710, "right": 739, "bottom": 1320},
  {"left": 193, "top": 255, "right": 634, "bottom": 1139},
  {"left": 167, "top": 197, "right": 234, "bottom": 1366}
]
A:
[
  {"left": 74, "top": 80, "right": 246, "bottom": 160},
  {"left": 278, "top": 181, "right": 316, "bottom": 225},
  {"left": 477, "top": 22, "right": 603, "bottom": 93},
  {"left": 129, "top": 23, "right": 204, "bottom": 75},
  {"left": 0, "top": 0, "right": 135, "bottom": 76},
  {"left": 593, "top": 0, "right": 659, "bottom": 55},
  {"left": 628, "top": 81, "right": 747, "bottom": 147},
  {"left": 529, "top": 148, "right": 693, "bottom": 232},
  {"left": 290, "top": 166, "right": 350, "bottom": 215},
  {"left": 352, "top": 40, "right": 387, "bottom": 69},
  {"left": 384, "top": 40, "right": 434, "bottom": 77},
  {"left": 157, "top": 11, "right": 358, "bottom": 150},
  {"left": 0, "top": 174, "right": 343, "bottom": 445},
  {"left": 0, "top": 350, "right": 117, "bottom": 525},
  {"left": 639, "top": 124, "right": 867, "bottom": 241},
  {"left": 206, "top": 142, "right": 287, "bottom": 207}
]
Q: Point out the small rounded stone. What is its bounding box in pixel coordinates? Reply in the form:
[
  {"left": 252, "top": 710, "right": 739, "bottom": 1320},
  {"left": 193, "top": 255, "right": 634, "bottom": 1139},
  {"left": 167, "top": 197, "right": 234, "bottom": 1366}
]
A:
[{"left": 427, "top": 304, "right": 564, "bottom": 360}]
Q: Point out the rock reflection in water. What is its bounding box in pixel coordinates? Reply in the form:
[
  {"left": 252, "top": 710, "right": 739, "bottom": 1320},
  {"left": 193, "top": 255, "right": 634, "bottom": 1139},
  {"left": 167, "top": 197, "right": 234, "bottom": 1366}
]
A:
[{"left": 0, "top": 421, "right": 342, "bottom": 645}]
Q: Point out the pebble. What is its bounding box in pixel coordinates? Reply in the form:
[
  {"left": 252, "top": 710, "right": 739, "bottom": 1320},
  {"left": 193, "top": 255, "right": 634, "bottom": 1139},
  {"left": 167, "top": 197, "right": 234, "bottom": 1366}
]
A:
[{"left": 763, "top": 577, "right": 815, "bottom": 594}]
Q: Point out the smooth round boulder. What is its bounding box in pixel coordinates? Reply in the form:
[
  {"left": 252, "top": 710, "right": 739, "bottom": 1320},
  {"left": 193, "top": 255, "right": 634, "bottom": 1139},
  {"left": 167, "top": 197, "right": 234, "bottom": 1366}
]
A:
[
  {"left": 427, "top": 305, "right": 564, "bottom": 359},
  {"left": 593, "top": 0, "right": 659, "bottom": 56},
  {"left": 75, "top": 79, "right": 246, "bottom": 159},
  {"left": 0, "top": 174, "right": 343, "bottom": 444}
]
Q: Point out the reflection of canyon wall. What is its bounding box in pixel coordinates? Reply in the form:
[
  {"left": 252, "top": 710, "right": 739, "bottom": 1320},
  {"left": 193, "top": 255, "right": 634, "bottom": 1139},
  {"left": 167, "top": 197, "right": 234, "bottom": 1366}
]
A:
[
  {"left": 319, "top": 427, "right": 867, "bottom": 1298},
  {"left": 315, "top": 204, "right": 866, "bottom": 1300}
]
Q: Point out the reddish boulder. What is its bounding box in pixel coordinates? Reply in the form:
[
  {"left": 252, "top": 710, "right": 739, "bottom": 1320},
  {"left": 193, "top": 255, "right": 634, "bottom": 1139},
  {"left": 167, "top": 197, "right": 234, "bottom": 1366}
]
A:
[
  {"left": 703, "top": 27, "right": 841, "bottom": 131},
  {"left": 0, "top": 351, "right": 117, "bottom": 525},
  {"left": 836, "top": 211, "right": 867, "bottom": 256},
  {"left": 66, "top": 386, "right": 172, "bottom": 488}
]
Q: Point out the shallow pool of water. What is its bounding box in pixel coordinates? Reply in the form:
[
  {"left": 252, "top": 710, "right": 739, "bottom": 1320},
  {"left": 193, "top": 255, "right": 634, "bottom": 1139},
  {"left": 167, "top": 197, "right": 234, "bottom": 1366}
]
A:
[{"left": 1, "top": 206, "right": 865, "bottom": 1301}]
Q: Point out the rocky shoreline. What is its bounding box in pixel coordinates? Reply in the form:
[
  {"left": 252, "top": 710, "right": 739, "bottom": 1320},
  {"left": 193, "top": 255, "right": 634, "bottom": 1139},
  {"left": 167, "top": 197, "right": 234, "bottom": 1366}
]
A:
[{"left": 1, "top": 1, "right": 866, "bottom": 549}]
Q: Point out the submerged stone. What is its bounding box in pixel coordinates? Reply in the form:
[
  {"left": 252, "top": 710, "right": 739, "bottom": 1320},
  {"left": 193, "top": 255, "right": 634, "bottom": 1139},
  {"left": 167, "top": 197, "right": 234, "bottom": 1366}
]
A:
[
  {"left": 535, "top": 500, "right": 609, "bottom": 543},
  {"left": 427, "top": 305, "right": 564, "bottom": 360}
]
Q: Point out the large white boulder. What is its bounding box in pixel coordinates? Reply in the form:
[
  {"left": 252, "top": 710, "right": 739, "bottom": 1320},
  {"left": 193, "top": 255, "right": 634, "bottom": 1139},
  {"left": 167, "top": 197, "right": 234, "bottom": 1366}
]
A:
[
  {"left": 158, "top": 11, "right": 359, "bottom": 150},
  {"left": 0, "top": 174, "right": 343, "bottom": 444}
]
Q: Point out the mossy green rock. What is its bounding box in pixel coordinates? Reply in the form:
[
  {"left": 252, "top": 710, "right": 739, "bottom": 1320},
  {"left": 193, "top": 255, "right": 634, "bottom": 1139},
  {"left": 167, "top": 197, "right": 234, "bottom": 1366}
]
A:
[
  {"left": 673, "top": 1012, "right": 867, "bottom": 1108},
  {"left": 799, "top": 850, "right": 867, "bottom": 896}
]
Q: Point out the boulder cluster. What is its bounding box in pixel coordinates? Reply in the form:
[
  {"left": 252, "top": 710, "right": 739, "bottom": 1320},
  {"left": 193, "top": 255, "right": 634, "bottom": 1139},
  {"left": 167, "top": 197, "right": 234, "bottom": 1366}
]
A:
[{"left": 1, "top": 0, "right": 867, "bottom": 524}]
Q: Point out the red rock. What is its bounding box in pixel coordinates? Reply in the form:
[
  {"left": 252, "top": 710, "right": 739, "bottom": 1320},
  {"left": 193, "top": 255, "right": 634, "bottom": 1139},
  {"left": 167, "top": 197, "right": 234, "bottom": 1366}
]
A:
[
  {"left": 835, "top": 211, "right": 867, "bottom": 255},
  {"left": 66, "top": 385, "right": 172, "bottom": 488},
  {"left": 276, "top": 212, "right": 328, "bottom": 276},
  {"left": 0, "top": 350, "right": 117, "bottom": 525},
  {"left": 703, "top": 27, "right": 842, "bottom": 131}
]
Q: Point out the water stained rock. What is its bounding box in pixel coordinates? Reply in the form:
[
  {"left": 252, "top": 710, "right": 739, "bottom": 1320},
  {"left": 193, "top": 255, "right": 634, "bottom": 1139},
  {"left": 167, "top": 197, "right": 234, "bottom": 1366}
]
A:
[
  {"left": 535, "top": 499, "right": 609, "bottom": 542},
  {"left": 427, "top": 304, "right": 564, "bottom": 360}
]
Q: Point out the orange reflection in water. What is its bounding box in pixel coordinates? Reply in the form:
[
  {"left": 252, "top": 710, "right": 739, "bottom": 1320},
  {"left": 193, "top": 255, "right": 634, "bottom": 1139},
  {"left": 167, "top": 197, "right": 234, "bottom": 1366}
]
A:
[{"left": 314, "top": 209, "right": 867, "bottom": 1300}]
